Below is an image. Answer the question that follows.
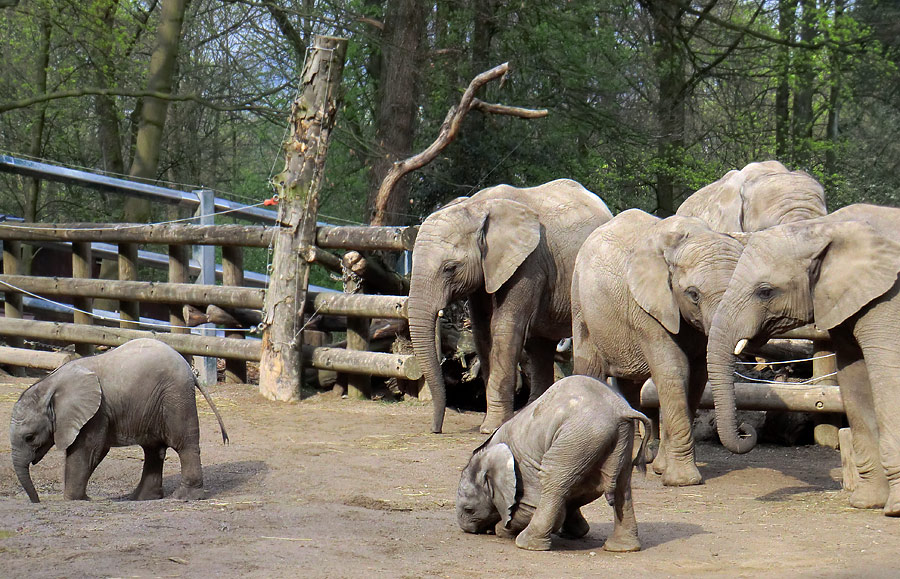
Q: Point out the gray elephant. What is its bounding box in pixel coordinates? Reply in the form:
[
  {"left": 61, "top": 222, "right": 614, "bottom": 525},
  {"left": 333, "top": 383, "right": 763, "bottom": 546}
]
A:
[
  {"left": 676, "top": 160, "right": 827, "bottom": 232},
  {"left": 706, "top": 203, "right": 900, "bottom": 516},
  {"left": 409, "top": 179, "right": 613, "bottom": 434},
  {"left": 10, "top": 339, "right": 228, "bottom": 503},
  {"left": 572, "top": 209, "right": 745, "bottom": 486},
  {"left": 456, "top": 375, "right": 651, "bottom": 552}
]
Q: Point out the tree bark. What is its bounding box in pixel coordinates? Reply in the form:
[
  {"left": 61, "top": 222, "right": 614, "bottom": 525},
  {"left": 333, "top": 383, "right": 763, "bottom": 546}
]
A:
[
  {"left": 775, "top": 0, "right": 796, "bottom": 160},
  {"left": 365, "top": 0, "right": 426, "bottom": 226},
  {"left": 791, "top": 0, "right": 817, "bottom": 167},
  {"left": 125, "top": 0, "right": 189, "bottom": 221}
]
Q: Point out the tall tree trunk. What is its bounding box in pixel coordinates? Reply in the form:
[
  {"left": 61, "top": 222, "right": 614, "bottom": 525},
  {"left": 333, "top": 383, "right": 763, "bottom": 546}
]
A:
[
  {"left": 125, "top": 0, "right": 189, "bottom": 222},
  {"left": 824, "top": 0, "right": 844, "bottom": 189},
  {"left": 645, "top": 0, "right": 685, "bottom": 217},
  {"left": 22, "top": 7, "right": 51, "bottom": 274},
  {"left": 365, "top": 0, "right": 426, "bottom": 226},
  {"left": 775, "top": 0, "right": 796, "bottom": 160},
  {"left": 93, "top": 0, "right": 126, "bottom": 175},
  {"left": 791, "top": 0, "right": 816, "bottom": 168}
]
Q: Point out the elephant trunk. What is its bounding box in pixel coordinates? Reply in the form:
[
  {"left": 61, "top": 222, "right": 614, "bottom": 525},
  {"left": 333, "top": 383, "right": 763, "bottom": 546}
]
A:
[
  {"left": 706, "top": 322, "right": 758, "bottom": 454},
  {"left": 12, "top": 451, "right": 40, "bottom": 503},
  {"left": 408, "top": 276, "right": 448, "bottom": 434}
]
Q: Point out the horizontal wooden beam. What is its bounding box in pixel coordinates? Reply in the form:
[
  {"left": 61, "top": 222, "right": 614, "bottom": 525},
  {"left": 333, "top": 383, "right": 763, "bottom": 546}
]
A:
[
  {"left": 0, "top": 274, "right": 265, "bottom": 309},
  {"left": 640, "top": 378, "right": 844, "bottom": 413},
  {"left": 307, "top": 292, "right": 408, "bottom": 319},
  {"left": 303, "top": 346, "right": 421, "bottom": 380},
  {"left": 0, "top": 318, "right": 261, "bottom": 360},
  {"left": 0, "top": 222, "right": 274, "bottom": 247},
  {"left": 316, "top": 225, "right": 417, "bottom": 251},
  {"left": 772, "top": 325, "right": 830, "bottom": 341},
  {"left": 0, "top": 345, "right": 79, "bottom": 369}
]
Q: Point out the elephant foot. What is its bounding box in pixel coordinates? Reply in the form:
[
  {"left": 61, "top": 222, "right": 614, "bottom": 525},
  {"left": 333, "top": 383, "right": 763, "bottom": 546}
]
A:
[
  {"left": 494, "top": 522, "right": 516, "bottom": 539},
  {"left": 651, "top": 453, "right": 667, "bottom": 476},
  {"left": 558, "top": 509, "right": 590, "bottom": 539},
  {"left": 849, "top": 478, "right": 889, "bottom": 510},
  {"left": 514, "top": 527, "right": 552, "bottom": 551},
  {"left": 479, "top": 412, "right": 511, "bottom": 434},
  {"left": 602, "top": 533, "right": 641, "bottom": 553},
  {"left": 661, "top": 461, "right": 703, "bottom": 487},
  {"left": 172, "top": 485, "right": 206, "bottom": 501},
  {"left": 882, "top": 487, "right": 900, "bottom": 517}
]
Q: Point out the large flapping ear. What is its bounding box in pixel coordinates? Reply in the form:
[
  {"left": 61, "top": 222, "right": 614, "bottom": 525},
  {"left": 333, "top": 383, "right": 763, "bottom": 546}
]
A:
[
  {"left": 480, "top": 199, "right": 541, "bottom": 294},
  {"left": 51, "top": 364, "right": 102, "bottom": 450},
  {"left": 626, "top": 216, "right": 708, "bottom": 334},
  {"left": 811, "top": 221, "right": 900, "bottom": 330},
  {"left": 810, "top": 221, "right": 900, "bottom": 330},
  {"left": 480, "top": 442, "right": 517, "bottom": 527}
]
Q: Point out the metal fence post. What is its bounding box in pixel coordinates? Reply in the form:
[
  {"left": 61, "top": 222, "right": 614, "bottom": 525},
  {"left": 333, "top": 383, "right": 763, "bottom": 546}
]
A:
[{"left": 194, "top": 189, "right": 218, "bottom": 385}]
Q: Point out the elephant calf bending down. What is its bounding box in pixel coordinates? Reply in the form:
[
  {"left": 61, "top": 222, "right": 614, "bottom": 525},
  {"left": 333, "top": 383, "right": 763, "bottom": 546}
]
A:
[
  {"left": 10, "top": 339, "right": 228, "bottom": 503},
  {"left": 456, "top": 375, "right": 651, "bottom": 552}
]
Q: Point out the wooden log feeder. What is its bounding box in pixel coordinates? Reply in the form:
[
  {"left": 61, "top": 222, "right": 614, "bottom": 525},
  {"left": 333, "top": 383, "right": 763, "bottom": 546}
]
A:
[
  {"left": 640, "top": 378, "right": 844, "bottom": 413},
  {"left": 259, "top": 35, "right": 349, "bottom": 401}
]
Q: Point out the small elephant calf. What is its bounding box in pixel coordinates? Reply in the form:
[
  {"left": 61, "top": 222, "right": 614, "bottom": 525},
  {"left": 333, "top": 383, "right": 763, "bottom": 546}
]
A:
[
  {"left": 456, "top": 375, "right": 650, "bottom": 552},
  {"left": 10, "top": 339, "right": 228, "bottom": 503}
]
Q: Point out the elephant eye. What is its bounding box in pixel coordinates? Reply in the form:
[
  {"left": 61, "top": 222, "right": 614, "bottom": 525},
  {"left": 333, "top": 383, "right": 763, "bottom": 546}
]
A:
[
  {"left": 684, "top": 287, "right": 700, "bottom": 305},
  {"left": 442, "top": 262, "right": 459, "bottom": 276},
  {"left": 23, "top": 433, "right": 35, "bottom": 443},
  {"left": 755, "top": 284, "right": 776, "bottom": 300}
]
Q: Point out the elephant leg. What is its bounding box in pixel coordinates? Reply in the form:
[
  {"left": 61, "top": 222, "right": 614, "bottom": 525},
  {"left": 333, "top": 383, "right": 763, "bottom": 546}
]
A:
[
  {"left": 647, "top": 350, "right": 701, "bottom": 487},
  {"left": 522, "top": 336, "right": 557, "bottom": 405},
  {"left": 854, "top": 338, "right": 900, "bottom": 515},
  {"left": 64, "top": 443, "right": 109, "bottom": 501},
  {"left": 559, "top": 504, "right": 590, "bottom": 539},
  {"left": 131, "top": 445, "right": 166, "bottom": 500},
  {"left": 603, "top": 481, "right": 641, "bottom": 552},
  {"left": 171, "top": 430, "right": 205, "bottom": 500},
  {"left": 63, "top": 416, "right": 109, "bottom": 500},
  {"left": 833, "top": 335, "right": 889, "bottom": 510}
]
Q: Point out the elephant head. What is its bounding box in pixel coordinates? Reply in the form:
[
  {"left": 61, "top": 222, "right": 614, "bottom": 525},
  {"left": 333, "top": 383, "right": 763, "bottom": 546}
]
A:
[
  {"left": 9, "top": 364, "right": 102, "bottom": 503},
  {"left": 624, "top": 214, "right": 746, "bottom": 336},
  {"left": 456, "top": 440, "right": 517, "bottom": 534},
  {"left": 707, "top": 218, "right": 900, "bottom": 454},
  {"left": 408, "top": 197, "right": 541, "bottom": 433}
]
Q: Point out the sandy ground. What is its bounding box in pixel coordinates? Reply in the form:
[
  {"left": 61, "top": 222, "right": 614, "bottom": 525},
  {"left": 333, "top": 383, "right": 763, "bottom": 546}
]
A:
[{"left": 1, "top": 376, "right": 898, "bottom": 579}]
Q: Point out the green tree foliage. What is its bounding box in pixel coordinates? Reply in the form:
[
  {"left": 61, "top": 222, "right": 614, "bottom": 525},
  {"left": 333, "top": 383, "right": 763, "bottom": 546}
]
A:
[{"left": 1, "top": 0, "right": 899, "bottom": 258}]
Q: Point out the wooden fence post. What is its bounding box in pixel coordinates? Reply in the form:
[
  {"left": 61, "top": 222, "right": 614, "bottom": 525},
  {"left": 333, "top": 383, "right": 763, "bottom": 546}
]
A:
[
  {"left": 812, "top": 338, "right": 841, "bottom": 449},
  {"left": 2, "top": 240, "right": 25, "bottom": 372},
  {"left": 259, "top": 35, "right": 348, "bottom": 401},
  {"left": 72, "top": 242, "right": 94, "bottom": 357},
  {"left": 338, "top": 255, "right": 370, "bottom": 399},
  {"left": 118, "top": 243, "right": 140, "bottom": 329},
  {"left": 223, "top": 245, "right": 247, "bottom": 383},
  {"left": 168, "top": 244, "right": 190, "bottom": 335}
]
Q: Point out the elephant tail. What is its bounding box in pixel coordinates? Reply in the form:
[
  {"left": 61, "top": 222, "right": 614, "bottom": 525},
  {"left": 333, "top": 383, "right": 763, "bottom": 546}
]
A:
[
  {"left": 194, "top": 375, "right": 229, "bottom": 445},
  {"left": 627, "top": 410, "right": 653, "bottom": 476}
]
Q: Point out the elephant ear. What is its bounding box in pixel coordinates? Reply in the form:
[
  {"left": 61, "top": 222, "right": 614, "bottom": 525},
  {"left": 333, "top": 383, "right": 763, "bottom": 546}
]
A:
[
  {"left": 626, "top": 216, "right": 708, "bottom": 334},
  {"left": 51, "top": 365, "right": 102, "bottom": 450},
  {"left": 480, "top": 199, "right": 541, "bottom": 294},
  {"left": 481, "top": 442, "right": 518, "bottom": 528},
  {"left": 812, "top": 221, "right": 900, "bottom": 330}
]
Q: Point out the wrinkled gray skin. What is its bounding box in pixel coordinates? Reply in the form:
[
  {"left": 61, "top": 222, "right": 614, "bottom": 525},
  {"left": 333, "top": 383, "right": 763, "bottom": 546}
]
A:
[
  {"left": 706, "top": 204, "right": 900, "bottom": 516},
  {"left": 572, "top": 209, "right": 746, "bottom": 486},
  {"left": 408, "top": 179, "right": 613, "bottom": 434},
  {"left": 456, "top": 375, "right": 651, "bottom": 552},
  {"left": 676, "top": 160, "right": 827, "bottom": 232},
  {"left": 9, "top": 339, "right": 228, "bottom": 503}
]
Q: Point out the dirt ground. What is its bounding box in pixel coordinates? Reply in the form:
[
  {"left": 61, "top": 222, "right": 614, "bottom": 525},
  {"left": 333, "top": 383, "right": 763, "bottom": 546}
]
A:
[{"left": 1, "top": 376, "right": 899, "bottom": 579}]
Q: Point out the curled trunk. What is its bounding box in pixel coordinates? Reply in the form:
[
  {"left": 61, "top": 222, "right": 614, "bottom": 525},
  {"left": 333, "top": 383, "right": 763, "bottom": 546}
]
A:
[
  {"left": 13, "top": 452, "right": 40, "bottom": 503},
  {"left": 706, "top": 324, "right": 758, "bottom": 454}
]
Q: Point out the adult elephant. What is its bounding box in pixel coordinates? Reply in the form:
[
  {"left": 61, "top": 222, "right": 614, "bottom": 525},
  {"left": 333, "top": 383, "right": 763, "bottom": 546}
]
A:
[
  {"left": 676, "top": 160, "right": 827, "bottom": 232},
  {"left": 706, "top": 204, "right": 900, "bottom": 515},
  {"left": 572, "top": 209, "right": 745, "bottom": 486},
  {"left": 409, "top": 179, "right": 613, "bottom": 434}
]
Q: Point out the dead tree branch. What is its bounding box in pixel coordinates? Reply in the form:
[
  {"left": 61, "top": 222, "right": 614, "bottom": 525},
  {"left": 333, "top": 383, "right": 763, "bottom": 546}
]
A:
[{"left": 370, "top": 62, "right": 548, "bottom": 226}]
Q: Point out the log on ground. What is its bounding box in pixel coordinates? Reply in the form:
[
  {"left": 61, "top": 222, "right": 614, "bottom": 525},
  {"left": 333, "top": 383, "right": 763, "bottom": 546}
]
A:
[
  {"left": 640, "top": 378, "right": 844, "bottom": 413},
  {"left": 0, "top": 345, "right": 79, "bottom": 369}
]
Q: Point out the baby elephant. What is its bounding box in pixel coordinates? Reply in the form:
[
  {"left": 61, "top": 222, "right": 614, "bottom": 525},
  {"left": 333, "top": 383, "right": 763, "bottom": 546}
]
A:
[
  {"left": 456, "top": 375, "right": 650, "bottom": 552},
  {"left": 10, "top": 339, "right": 228, "bottom": 503}
]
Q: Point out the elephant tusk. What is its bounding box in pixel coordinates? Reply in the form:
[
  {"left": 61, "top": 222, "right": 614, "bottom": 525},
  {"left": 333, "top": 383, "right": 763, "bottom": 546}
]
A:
[{"left": 734, "top": 338, "right": 748, "bottom": 356}]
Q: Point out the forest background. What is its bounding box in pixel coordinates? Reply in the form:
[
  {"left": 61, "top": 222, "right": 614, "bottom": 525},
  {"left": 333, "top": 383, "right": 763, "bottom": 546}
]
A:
[{"left": 1, "top": 0, "right": 898, "bottom": 288}]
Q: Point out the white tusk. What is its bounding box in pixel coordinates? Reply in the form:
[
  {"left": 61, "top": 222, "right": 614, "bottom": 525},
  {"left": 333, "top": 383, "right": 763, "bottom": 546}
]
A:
[{"left": 734, "top": 339, "right": 748, "bottom": 356}]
